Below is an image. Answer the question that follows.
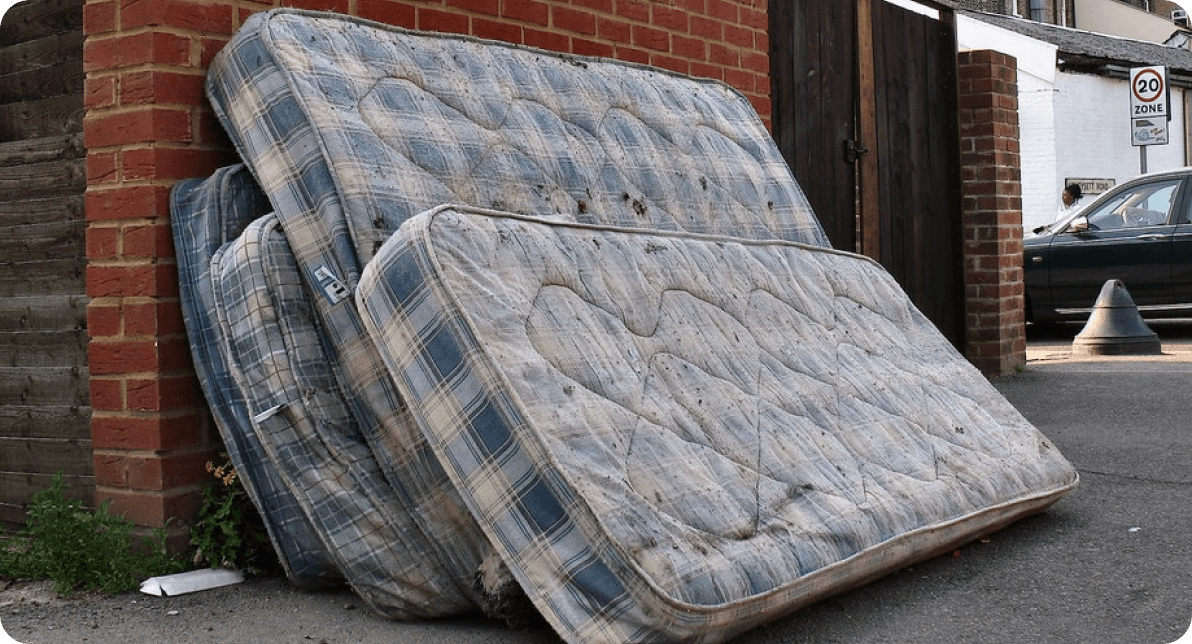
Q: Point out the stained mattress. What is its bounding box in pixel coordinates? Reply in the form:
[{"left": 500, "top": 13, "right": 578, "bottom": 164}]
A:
[
  {"left": 170, "top": 165, "right": 341, "bottom": 588},
  {"left": 357, "top": 206, "right": 1078, "bottom": 643},
  {"left": 208, "top": 214, "right": 478, "bottom": 617},
  {"left": 206, "top": 8, "right": 829, "bottom": 277},
  {"left": 186, "top": 7, "right": 1080, "bottom": 642},
  {"left": 203, "top": 6, "right": 830, "bottom": 611}
]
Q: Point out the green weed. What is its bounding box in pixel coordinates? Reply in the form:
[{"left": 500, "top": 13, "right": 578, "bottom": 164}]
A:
[
  {"left": 0, "top": 472, "right": 185, "bottom": 595},
  {"left": 188, "top": 454, "right": 276, "bottom": 574}
]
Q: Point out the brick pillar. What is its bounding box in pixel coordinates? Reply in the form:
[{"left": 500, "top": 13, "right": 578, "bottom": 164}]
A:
[
  {"left": 81, "top": 0, "right": 772, "bottom": 531},
  {"left": 82, "top": 0, "right": 239, "bottom": 531},
  {"left": 957, "top": 50, "right": 1025, "bottom": 376}
]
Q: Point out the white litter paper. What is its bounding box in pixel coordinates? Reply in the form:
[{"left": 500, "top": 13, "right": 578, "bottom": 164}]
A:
[{"left": 139, "top": 568, "right": 245, "bottom": 596}]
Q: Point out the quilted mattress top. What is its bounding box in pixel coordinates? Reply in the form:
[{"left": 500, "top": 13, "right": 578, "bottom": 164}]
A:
[
  {"left": 200, "top": 11, "right": 1078, "bottom": 640},
  {"left": 358, "top": 207, "right": 1078, "bottom": 641},
  {"left": 207, "top": 8, "right": 828, "bottom": 279}
]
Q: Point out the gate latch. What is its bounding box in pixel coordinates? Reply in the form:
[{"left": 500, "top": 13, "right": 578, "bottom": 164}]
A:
[{"left": 844, "top": 139, "right": 869, "bottom": 164}]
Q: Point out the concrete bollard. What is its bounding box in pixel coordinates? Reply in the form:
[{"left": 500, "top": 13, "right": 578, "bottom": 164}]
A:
[{"left": 1071, "top": 279, "right": 1161, "bottom": 356}]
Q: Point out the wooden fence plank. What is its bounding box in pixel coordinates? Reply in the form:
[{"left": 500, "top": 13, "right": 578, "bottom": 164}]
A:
[
  {"left": 0, "top": 471, "right": 94, "bottom": 527},
  {"left": 0, "top": 193, "right": 84, "bottom": 227},
  {"left": 0, "top": 133, "right": 82, "bottom": 165},
  {"left": 0, "top": 366, "right": 88, "bottom": 407},
  {"left": 0, "top": 294, "right": 87, "bottom": 333},
  {"left": 0, "top": 94, "right": 83, "bottom": 141},
  {"left": 0, "top": 436, "right": 91, "bottom": 474},
  {"left": 0, "top": 156, "right": 85, "bottom": 201},
  {"left": 0, "top": 0, "right": 83, "bottom": 46},
  {"left": 0, "top": 219, "right": 86, "bottom": 261},
  {"left": 0, "top": 404, "right": 89, "bottom": 440},
  {"left": 0, "top": 58, "right": 82, "bottom": 104},
  {"left": 0, "top": 29, "right": 82, "bottom": 76},
  {"left": 0, "top": 330, "right": 88, "bottom": 368},
  {"left": 0, "top": 259, "right": 85, "bottom": 297},
  {"left": 857, "top": 0, "right": 880, "bottom": 260}
]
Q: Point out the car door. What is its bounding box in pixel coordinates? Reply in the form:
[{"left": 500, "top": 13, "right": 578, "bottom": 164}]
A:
[
  {"left": 1043, "top": 176, "right": 1184, "bottom": 313},
  {"left": 1171, "top": 189, "right": 1192, "bottom": 307}
]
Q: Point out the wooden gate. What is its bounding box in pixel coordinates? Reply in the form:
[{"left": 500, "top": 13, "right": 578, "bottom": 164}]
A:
[
  {"left": 770, "top": 0, "right": 965, "bottom": 348},
  {"left": 0, "top": 0, "right": 90, "bottom": 526}
]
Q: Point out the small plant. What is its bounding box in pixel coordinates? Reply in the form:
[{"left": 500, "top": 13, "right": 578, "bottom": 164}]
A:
[
  {"left": 189, "top": 454, "right": 276, "bottom": 574},
  {"left": 0, "top": 472, "right": 184, "bottom": 595}
]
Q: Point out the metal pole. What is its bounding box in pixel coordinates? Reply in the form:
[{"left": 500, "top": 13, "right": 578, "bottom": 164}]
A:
[{"left": 1141, "top": 145, "right": 1148, "bottom": 174}]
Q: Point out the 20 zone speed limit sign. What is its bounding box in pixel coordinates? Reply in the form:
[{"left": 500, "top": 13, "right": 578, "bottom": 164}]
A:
[{"left": 1130, "top": 66, "right": 1169, "bottom": 120}]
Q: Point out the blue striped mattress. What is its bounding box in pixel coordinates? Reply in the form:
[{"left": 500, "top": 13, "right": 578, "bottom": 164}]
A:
[
  {"left": 356, "top": 206, "right": 1078, "bottom": 643},
  {"left": 206, "top": 9, "right": 828, "bottom": 276},
  {"left": 169, "top": 165, "right": 341, "bottom": 588},
  {"left": 208, "top": 213, "right": 481, "bottom": 618},
  {"left": 203, "top": 6, "right": 831, "bottom": 622},
  {"left": 186, "top": 8, "right": 1080, "bottom": 643}
]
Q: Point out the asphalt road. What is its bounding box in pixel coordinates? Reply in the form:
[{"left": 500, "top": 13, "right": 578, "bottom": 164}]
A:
[{"left": 3, "top": 321, "right": 1191, "bottom": 644}]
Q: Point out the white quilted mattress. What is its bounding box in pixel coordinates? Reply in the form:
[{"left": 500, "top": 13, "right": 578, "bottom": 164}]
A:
[
  {"left": 203, "top": 7, "right": 832, "bottom": 620},
  {"left": 357, "top": 206, "right": 1078, "bottom": 643},
  {"left": 193, "top": 9, "right": 1079, "bottom": 642}
]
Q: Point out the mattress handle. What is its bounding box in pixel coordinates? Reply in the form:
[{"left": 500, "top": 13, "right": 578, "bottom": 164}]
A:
[{"left": 253, "top": 403, "right": 285, "bottom": 424}]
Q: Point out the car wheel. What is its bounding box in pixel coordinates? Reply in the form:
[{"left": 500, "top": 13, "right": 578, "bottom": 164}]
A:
[{"left": 1024, "top": 295, "right": 1058, "bottom": 329}]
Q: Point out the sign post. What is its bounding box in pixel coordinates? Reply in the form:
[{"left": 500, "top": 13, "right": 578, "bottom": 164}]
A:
[{"left": 1130, "top": 66, "right": 1170, "bottom": 173}]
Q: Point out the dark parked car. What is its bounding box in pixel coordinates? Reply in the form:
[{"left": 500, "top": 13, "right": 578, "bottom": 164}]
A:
[{"left": 1024, "top": 168, "right": 1192, "bottom": 324}]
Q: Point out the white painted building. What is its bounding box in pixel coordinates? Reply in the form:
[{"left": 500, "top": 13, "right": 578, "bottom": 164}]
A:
[
  {"left": 958, "top": 11, "right": 1192, "bottom": 231},
  {"left": 1074, "top": 0, "right": 1180, "bottom": 42}
]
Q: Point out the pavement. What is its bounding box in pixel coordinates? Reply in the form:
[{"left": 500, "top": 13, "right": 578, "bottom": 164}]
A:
[{"left": 4, "top": 321, "right": 1192, "bottom": 644}]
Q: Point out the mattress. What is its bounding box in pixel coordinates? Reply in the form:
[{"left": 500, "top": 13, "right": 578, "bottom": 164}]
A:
[
  {"left": 206, "top": 9, "right": 829, "bottom": 275},
  {"left": 169, "top": 165, "right": 341, "bottom": 588},
  {"left": 208, "top": 214, "right": 477, "bottom": 618},
  {"left": 204, "top": 7, "right": 829, "bottom": 607},
  {"left": 356, "top": 206, "right": 1079, "bottom": 644},
  {"left": 196, "top": 9, "right": 1077, "bottom": 639}
]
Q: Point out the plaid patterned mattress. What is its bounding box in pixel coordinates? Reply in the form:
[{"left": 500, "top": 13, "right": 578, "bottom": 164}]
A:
[
  {"left": 357, "top": 207, "right": 1078, "bottom": 643},
  {"left": 170, "top": 165, "right": 341, "bottom": 589},
  {"left": 205, "top": 8, "right": 829, "bottom": 276},
  {"left": 209, "top": 214, "right": 479, "bottom": 618},
  {"left": 203, "top": 7, "right": 831, "bottom": 621},
  {"left": 178, "top": 8, "right": 1080, "bottom": 642}
]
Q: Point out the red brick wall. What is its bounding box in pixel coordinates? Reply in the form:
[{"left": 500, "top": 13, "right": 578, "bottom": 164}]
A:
[
  {"left": 957, "top": 50, "right": 1026, "bottom": 376},
  {"left": 82, "top": 0, "right": 772, "bottom": 529}
]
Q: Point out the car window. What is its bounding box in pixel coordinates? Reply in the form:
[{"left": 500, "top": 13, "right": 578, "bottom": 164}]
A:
[{"left": 1082, "top": 179, "right": 1182, "bottom": 230}]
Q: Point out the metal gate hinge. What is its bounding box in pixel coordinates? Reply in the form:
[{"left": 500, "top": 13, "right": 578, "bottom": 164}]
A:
[{"left": 844, "top": 139, "right": 869, "bottom": 163}]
